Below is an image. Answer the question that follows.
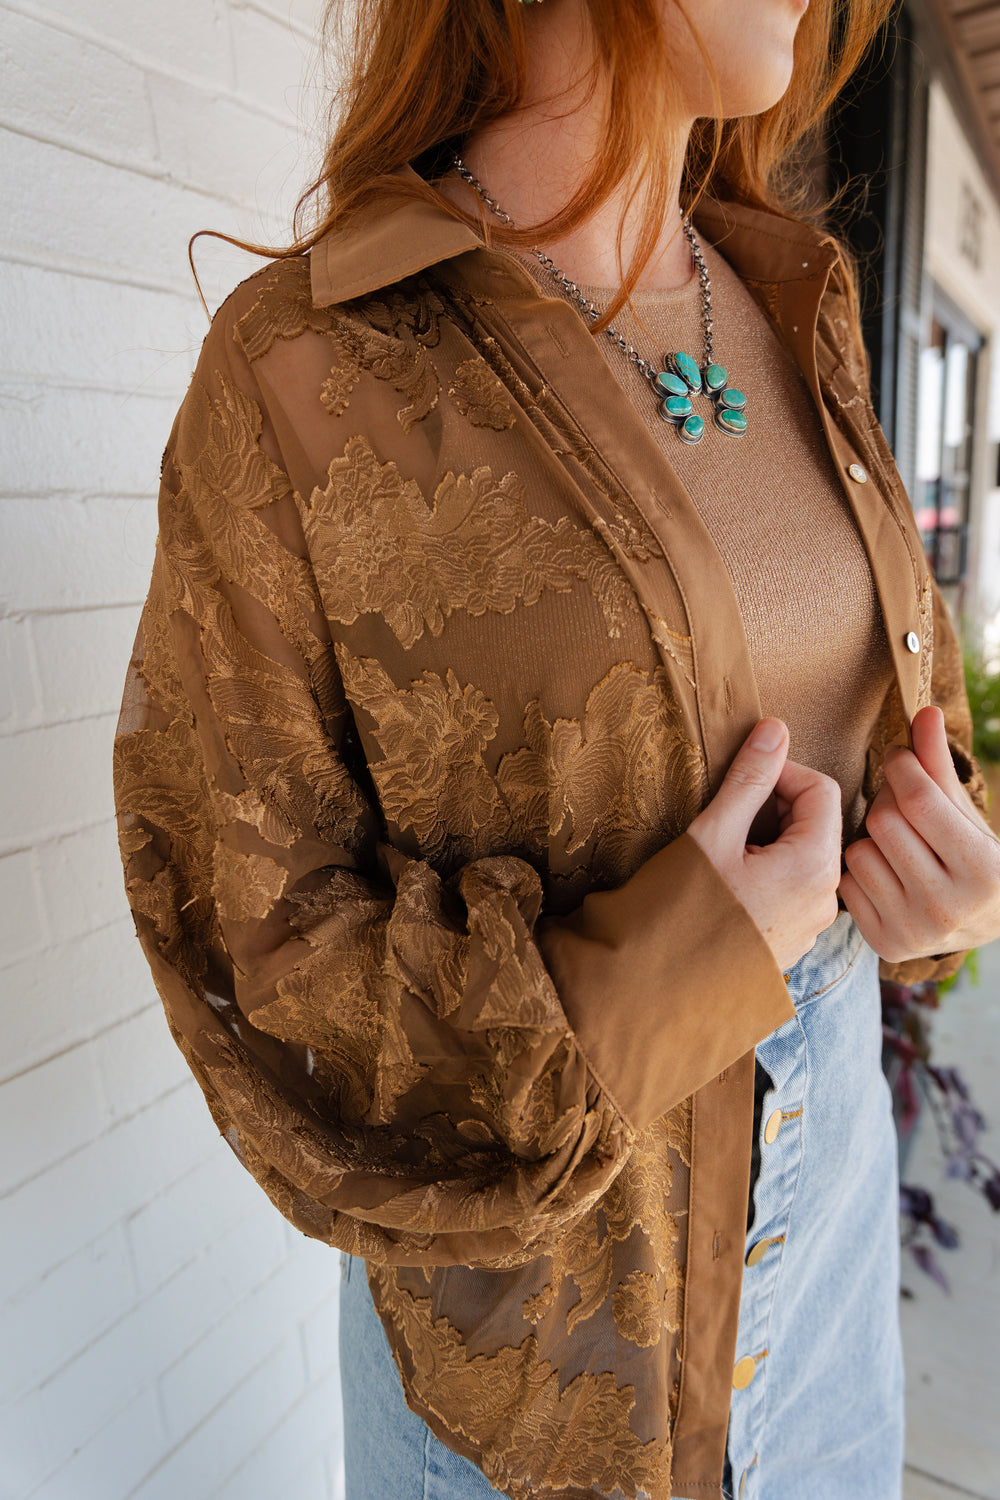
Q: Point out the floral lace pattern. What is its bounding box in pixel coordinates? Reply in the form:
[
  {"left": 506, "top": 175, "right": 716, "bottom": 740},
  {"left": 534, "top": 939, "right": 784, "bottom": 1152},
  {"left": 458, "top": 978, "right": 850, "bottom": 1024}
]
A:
[
  {"left": 449, "top": 355, "right": 518, "bottom": 429},
  {"left": 303, "top": 436, "right": 640, "bottom": 647},
  {"left": 115, "top": 207, "right": 981, "bottom": 1499}
]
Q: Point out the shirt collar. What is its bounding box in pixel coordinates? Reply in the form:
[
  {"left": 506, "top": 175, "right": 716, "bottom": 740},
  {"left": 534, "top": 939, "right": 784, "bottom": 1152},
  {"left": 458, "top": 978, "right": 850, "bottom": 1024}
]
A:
[
  {"left": 309, "top": 164, "right": 841, "bottom": 308},
  {"left": 310, "top": 165, "right": 481, "bottom": 306},
  {"left": 692, "top": 198, "right": 841, "bottom": 285}
]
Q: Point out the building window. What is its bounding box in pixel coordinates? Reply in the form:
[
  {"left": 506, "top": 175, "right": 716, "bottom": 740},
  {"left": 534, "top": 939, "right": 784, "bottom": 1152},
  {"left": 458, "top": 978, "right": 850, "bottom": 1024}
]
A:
[{"left": 914, "top": 292, "right": 982, "bottom": 588}]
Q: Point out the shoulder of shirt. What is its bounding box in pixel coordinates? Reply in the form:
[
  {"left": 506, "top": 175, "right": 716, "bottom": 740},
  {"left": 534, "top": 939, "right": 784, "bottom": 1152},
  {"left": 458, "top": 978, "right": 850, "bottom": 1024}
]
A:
[
  {"left": 197, "top": 170, "right": 848, "bottom": 374},
  {"left": 193, "top": 166, "right": 477, "bottom": 374},
  {"left": 304, "top": 167, "right": 844, "bottom": 309},
  {"left": 199, "top": 255, "right": 331, "bottom": 377}
]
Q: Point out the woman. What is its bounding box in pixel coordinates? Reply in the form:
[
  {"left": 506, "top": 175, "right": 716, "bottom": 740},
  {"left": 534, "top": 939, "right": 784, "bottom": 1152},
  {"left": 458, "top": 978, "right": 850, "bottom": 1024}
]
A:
[{"left": 113, "top": 0, "right": 1000, "bottom": 1496}]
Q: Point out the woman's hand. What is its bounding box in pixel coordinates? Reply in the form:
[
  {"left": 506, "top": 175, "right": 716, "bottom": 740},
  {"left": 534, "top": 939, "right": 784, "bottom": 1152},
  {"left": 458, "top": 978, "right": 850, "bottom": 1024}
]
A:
[
  {"left": 687, "top": 718, "right": 843, "bottom": 973},
  {"left": 839, "top": 705, "right": 1000, "bottom": 963}
]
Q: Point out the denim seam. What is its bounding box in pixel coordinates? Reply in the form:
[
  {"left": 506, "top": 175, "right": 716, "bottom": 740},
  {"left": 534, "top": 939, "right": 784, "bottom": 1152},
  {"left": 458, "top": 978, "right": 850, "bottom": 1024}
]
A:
[
  {"left": 751, "top": 1033, "right": 809, "bottom": 1478},
  {"left": 796, "top": 929, "right": 865, "bottom": 1005},
  {"left": 422, "top": 1423, "right": 432, "bottom": 1500}
]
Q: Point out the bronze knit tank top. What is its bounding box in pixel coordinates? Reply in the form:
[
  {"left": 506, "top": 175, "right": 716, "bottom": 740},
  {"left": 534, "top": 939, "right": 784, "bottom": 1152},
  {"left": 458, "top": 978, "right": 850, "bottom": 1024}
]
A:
[{"left": 513, "top": 241, "right": 893, "bottom": 839}]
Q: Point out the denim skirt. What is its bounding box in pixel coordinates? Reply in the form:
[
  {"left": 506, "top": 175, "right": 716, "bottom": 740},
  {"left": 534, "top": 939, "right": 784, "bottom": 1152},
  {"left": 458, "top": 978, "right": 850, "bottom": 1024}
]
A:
[{"left": 339, "top": 912, "right": 904, "bottom": 1500}]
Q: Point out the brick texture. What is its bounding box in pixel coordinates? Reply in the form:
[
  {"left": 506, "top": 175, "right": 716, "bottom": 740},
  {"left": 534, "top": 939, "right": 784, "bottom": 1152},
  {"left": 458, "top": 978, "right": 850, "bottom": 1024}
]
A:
[{"left": 0, "top": 0, "right": 342, "bottom": 1494}]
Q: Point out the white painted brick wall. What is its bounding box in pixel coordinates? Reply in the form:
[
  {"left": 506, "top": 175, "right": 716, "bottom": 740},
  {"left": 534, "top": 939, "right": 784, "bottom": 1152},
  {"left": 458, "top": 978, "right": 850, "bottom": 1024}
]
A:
[{"left": 0, "top": 0, "right": 345, "bottom": 1495}]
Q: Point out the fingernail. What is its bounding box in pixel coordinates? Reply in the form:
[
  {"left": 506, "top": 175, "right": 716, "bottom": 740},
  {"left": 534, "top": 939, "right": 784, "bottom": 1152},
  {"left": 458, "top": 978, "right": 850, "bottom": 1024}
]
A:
[{"left": 750, "top": 719, "right": 784, "bottom": 752}]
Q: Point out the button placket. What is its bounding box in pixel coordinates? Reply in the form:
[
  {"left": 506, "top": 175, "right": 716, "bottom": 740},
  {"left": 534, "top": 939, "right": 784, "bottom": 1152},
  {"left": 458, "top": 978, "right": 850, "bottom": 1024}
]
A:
[
  {"left": 729, "top": 1024, "right": 808, "bottom": 1487},
  {"left": 822, "top": 421, "right": 927, "bottom": 727}
]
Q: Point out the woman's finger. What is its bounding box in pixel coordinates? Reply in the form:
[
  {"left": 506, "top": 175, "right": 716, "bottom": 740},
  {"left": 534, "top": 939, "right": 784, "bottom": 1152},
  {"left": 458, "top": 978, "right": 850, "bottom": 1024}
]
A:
[
  {"left": 910, "top": 705, "right": 964, "bottom": 803},
  {"left": 892, "top": 707, "right": 996, "bottom": 844},
  {"left": 864, "top": 780, "right": 945, "bottom": 882},
  {"left": 843, "top": 834, "right": 906, "bottom": 906},
  {"left": 838, "top": 867, "right": 885, "bottom": 949},
  {"left": 687, "top": 718, "right": 789, "bottom": 863},
  {"left": 843, "top": 778, "right": 1000, "bottom": 959},
  {"left": 773, "top": 757, "right": 842, "bottom": 858},
  {"left": 881, "top": 748, "right": 982, "bottom": 864}
]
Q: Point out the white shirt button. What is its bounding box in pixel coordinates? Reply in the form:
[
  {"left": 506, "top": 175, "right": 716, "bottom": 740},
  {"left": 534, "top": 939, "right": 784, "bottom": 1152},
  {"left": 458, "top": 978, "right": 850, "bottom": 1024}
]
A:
[
  {"left": 905, "top": 631, "right": 920, "bottom": 654},
  {"left": 848, "top": 463, "right": 868, "bottom": 483}
]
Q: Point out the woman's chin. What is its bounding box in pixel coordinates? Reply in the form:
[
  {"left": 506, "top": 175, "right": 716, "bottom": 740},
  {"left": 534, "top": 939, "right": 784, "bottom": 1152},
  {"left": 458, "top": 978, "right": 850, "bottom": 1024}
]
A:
[{"left": 719, "top": 60, "right": 797, "bottom": 120}]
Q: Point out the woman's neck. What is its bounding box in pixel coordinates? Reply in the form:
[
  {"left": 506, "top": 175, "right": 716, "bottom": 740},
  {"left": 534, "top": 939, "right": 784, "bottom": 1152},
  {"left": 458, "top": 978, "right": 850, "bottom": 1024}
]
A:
[{"left": 438, "top": 5, "right": 695, "bottom": 292}]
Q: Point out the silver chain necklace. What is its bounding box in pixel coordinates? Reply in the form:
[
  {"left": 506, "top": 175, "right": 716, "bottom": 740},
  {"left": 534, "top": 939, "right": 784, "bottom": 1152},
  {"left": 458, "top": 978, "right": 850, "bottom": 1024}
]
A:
[{"left": 452, "top": 154, "right": 747, "bottom": 446}]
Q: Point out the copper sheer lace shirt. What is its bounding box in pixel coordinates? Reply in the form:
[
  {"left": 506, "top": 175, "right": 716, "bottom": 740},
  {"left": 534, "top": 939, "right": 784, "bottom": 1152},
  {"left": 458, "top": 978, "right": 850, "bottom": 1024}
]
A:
[{"left": 114, "top": 174, "right": 981, "bottom": 1500}]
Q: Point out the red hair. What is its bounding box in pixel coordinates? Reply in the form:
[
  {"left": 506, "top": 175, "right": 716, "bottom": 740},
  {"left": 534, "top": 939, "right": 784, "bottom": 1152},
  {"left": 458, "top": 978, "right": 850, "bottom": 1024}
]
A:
[{"left": 205, "top": 0, "right": 895, "bottom": 330}]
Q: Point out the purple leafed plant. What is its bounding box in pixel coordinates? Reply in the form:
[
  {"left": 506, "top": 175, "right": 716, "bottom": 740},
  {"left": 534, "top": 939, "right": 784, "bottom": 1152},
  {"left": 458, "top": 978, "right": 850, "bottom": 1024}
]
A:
[{"left": 881, "top": 978, "right": 1000, "bottom": 1292}]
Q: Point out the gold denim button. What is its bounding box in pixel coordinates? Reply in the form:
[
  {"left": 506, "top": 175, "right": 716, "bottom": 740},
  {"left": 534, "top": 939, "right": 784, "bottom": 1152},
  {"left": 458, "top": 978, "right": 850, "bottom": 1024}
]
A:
[
  {"left": 733, "top": 1355, "right": 758, "bottom": 1389},
  {"left": 746, "top": 1234, "right": 784, "bottom": 1268},
  {"left": 848, "top": 462, "right": 868, "bottom": 483},
  {"left": 764, "top": 1108, "right": 783, "bottom": 1144}
]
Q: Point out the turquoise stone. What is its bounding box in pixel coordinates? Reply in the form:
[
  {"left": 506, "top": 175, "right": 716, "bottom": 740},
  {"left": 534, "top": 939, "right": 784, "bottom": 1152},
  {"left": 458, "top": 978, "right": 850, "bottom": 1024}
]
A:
[
  {"left": 662, "top": 394, "right": 693, "bottom": 420},
  {"left": 705, "top": 363, "right": 728, "bottom": 392},
  {"left": 654, "top": 370, "right": 688, "bottom": 398},
  {"left": 719, "top": 387, "right": 746, "bottom": 410},
  {"left": 715, "top": 407, "right": 747, "bottom": 435},
  {"left": 669, "top": 350, "right": 702, "bottom": 392},
  {"left": 680, "top": 413, "right": 705, "bottom": 443}
]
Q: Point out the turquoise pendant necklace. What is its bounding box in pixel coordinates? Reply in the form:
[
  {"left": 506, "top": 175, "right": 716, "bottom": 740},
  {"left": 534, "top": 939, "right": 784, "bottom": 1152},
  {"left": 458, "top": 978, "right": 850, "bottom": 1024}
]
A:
[{"left": 452, "top": 156, "right": 747, "bottom": 447}]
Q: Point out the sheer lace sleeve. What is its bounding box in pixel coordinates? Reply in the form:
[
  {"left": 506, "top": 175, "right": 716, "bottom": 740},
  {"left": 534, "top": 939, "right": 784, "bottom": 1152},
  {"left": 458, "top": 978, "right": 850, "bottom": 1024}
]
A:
[{"left": 113, "top": 272, "right": 794, "bottom": 1267}]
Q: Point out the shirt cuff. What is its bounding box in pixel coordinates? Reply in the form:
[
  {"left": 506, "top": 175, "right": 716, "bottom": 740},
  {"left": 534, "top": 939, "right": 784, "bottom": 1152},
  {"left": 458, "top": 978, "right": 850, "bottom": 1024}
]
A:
[{"left": 538, "top": 832, "right": 796, "bottom": 1130}]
